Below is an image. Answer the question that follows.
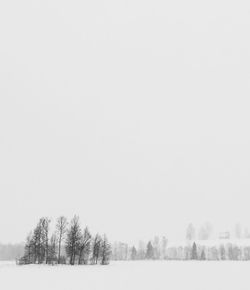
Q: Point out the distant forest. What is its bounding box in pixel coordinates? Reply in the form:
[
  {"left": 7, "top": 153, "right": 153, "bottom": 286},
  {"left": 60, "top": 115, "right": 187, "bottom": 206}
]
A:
[
  {"left": 1, "top": 221, "right": 250, "bottom": 262},
  {"left": 112, "top": 223, "right": 250, "bottom": 261},
  {"left": 0, "top": 243, "right": 24, "bottom": 261},
  {"left": 112, "top": 239, "right": 250, "bottom": 261}
]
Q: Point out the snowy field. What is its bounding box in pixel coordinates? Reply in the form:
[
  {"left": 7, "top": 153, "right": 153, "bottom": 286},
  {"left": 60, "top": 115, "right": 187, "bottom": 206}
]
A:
[{"left": 1, "top": 260, "right": 250, "bottom": 290}]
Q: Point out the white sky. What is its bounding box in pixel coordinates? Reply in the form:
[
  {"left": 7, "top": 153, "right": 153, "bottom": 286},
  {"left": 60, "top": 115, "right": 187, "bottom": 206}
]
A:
[{"left": 0, "top": 0, "right": 250, "bottom": 244}]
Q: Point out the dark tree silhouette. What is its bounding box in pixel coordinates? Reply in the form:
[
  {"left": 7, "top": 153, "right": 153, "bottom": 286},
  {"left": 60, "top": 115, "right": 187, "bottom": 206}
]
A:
[
  {"left": 92, "top": 234, "right": 102, "bottom": 264},
  {"left": 101, "top": 235, "right": 112, "bottom": 265},
  {"left": 78, "top": 227, "right": 92, "bottom": 265},
  {"left": 41, "top": 217, "right": 50, "bottom": 264},
  {"left": 56, "top": 216, "right": 68, "bottom": 264},
  {"left": 146, "top": 241, "right": 154, "bottom": 259},
  {"left": 191, "top": 242, "right": 198, "bottom": 260},
  {"left": 200, "top": 249, "right": 206, "bottom": 260},
  {"left": 23, "top": 232, "right": 33, "bottom": 264},
  {"left": 65, "top": 215, "right": 81, "bottom": 265},
  {"left": 131, "top": 246, "right": 137, "bottom": 260},
  {"left": 33, "top": 219, "right": 44, "bottom": 263},
  {"left": 219, "top": 245, "right": 226, "bottom": 260},
  {"left": 47, "top": 233, "right": 57, "bottom": 264}
]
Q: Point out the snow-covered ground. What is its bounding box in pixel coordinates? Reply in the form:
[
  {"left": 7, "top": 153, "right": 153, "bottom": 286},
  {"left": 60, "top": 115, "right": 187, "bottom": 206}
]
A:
[{"left": 0, "top": 260, "right": 250, "bottom": 290}]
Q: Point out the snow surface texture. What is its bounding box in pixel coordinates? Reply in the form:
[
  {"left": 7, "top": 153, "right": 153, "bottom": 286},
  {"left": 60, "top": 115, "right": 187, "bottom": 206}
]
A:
[{"left": 0, "top": 260, "right": 249, "bottom": 290}]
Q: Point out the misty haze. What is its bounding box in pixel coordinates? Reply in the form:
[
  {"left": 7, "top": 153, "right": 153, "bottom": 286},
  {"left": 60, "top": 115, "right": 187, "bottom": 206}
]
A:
[{"left": 1, "top": 0, "right": 250, "bottom": 289}]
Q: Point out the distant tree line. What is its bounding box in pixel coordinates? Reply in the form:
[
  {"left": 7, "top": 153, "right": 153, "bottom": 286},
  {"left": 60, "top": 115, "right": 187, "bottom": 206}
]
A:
[
  {"left": 112, "top": 237, "right": 250, "bottom": 261},
  {"left": 18, "top": 215, "right": 111, "bottom": 265},
  {"left": 111, "top": 222, "right": 250, "bottom": 261},
  {"left": 165, "top": 242, "right": 250, "bottom": 261},
  {"left": 112, "top": 236, "right": 168, "bottom": 260},
  {"left": 0, "top": 243, "right": 24, "bottom": 261}
]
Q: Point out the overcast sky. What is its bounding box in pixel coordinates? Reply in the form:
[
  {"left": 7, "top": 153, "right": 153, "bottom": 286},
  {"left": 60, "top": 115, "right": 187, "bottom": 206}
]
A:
[{"left": 0, "top": 0, "right": 250, "bottom": 244}]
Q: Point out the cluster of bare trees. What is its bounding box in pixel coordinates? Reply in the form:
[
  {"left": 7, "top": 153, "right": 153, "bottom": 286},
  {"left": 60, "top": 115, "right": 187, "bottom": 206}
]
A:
[{"left": 18, "top": 215, "right": 111, "bottom": 265}]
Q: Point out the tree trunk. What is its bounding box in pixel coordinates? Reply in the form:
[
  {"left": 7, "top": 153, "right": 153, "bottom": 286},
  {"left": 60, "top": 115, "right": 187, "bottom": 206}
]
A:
[
  {"left": 78, "top": 248, "right": 83, "bottom": 265},
  {"left": 58, "top": 235, "right": 62, "bottom": 264}
]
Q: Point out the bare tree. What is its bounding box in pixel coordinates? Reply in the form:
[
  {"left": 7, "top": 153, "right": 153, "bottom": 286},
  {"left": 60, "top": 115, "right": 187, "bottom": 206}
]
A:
[
  {"left": 23, "top": 232, "right": 33, "bottom": 264},
  {"left": 48, "top": 233, "right": 57, "bottom": 264},
  {"left": 41, "top": 217, "right": 50, "bottom": 264},
  {"left": 92, "top": 234, "right": 102, "bottom": 264},
  {"left": 56, "top": 216, "right": 68, "bottom": 264},
  {"left": 101, "top": 234, "right": 112, "bottom": 265},
  {"left": 33, "top": 219, "right": 44, "bottom": 263},
  {"left": 66, "top": 215, "right": 81, "bottom": 265},
  {"left": 78, "top": 227, "right": 92, "bottom": 265}
]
